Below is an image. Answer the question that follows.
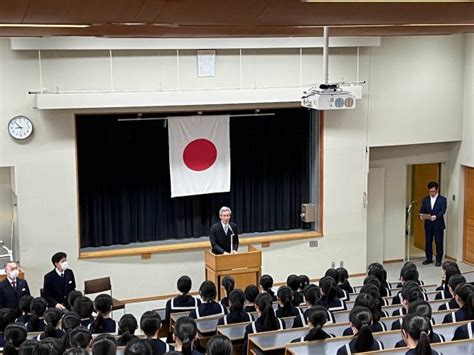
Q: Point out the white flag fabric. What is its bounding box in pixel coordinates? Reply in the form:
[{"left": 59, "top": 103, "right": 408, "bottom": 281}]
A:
[{"left": 168, "top": 115, "right": 231, "bottom": 198}]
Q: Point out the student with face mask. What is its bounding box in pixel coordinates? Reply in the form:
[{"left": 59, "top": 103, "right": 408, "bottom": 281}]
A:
[
  {"left": 43, "top": 252, "right": 76, "bottom": 310},
  {"left": 0, "top": 262, "right": 30, "bottom": 316}
]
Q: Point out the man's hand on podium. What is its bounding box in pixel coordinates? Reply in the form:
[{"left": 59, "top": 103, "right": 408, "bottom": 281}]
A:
[{"left": 223, "top": 252, "right": 230, "bottom": 255}]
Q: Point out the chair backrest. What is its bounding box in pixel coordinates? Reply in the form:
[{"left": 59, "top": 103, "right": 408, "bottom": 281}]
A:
[{"left": 84, "top": 277, "right": 112, "bottom": 294}]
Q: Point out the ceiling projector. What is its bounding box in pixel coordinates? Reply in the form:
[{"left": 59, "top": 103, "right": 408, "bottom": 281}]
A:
[{"left": 301, "top": 84, "right": 356, "bottom": 110}]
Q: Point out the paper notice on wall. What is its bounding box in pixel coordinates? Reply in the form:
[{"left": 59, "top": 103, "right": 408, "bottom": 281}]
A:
[{"left": 197, "top": 50, "right": 216, "bottom": 77}]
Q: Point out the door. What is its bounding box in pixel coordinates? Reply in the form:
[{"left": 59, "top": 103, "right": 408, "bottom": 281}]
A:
[
  {"left": 464, "top": 167, "right": 474, "bottom": 264},
  {"left": 367, "top": 168, "right": 385, "bottom": 265},
  {"left": 411, "top": 163, "right": 441, "bottom": 250}
]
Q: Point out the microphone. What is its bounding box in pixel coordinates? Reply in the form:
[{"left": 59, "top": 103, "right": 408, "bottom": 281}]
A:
[{"left": 227, "top": 224, "right": 235, "bottom": 253}]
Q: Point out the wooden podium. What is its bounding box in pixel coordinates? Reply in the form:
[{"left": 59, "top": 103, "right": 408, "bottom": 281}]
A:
[{"left": 205, "top": 245, "right": 262, "bottom": 300}]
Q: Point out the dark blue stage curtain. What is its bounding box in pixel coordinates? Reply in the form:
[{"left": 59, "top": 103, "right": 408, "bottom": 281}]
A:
[{"left": 77, "top": 108, "right": 314, "bottom": 248}]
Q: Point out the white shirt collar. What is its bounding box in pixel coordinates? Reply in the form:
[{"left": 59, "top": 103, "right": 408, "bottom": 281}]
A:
[
  {"left": 221, "top": 221, "right": 228, "bottom": 229},
  {"left": 55, "top": 268, "right": 64, "bottom": 277},
  {"left": 431, "top": 194, "right": 439, "bottom": 200}
]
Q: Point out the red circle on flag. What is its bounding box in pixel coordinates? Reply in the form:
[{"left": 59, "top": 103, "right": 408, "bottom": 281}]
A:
[{"left": 183, "top": 139, "right": 218, "bottom": 171}]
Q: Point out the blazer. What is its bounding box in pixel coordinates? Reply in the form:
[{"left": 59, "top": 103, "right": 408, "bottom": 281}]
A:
[
  {"left": 419, "top": 195, "right": 447, "bottom": 230},
  {"left": 43, "top": 269, "right": 76, "bottom": 308},
  {"left": 0, "top": 278, "right": 30, "bottom": 314},
  {"left": 209, "top": 222, "right": 239, "bottom": 254}
]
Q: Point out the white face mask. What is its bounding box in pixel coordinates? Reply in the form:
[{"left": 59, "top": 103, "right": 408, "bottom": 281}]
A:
[
  {"left": 8, "top": 269, "right": 19, "bottom": 280},
  {"left": 60, "top": 261, "right": 69, "bottom": 271}
]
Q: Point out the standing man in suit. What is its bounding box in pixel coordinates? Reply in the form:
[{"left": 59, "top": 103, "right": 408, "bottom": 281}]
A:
[
  {"left": 209, "top": 206, "right": 239, "bottom": 255},
  {"left": 43, "top": 252, "right": 76, "bottom": 310},
  {"left": 0, "top": 261, "right": 30, "bottom": 315},
  {"left": 419, "top": 181, "right": 447, "bottom": 267}
]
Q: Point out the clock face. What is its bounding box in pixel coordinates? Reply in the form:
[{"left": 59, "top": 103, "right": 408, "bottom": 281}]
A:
[{"left": 8, "top": 116, "right": 34, "bottom": 140}]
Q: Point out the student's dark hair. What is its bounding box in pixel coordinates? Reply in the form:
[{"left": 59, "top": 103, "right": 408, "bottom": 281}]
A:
[
  {"left": 399, "top": 262, "right": 417, "bottom": 279},
  {"left": 402, "top": 313, "right": 432, "bottom": 355},
  {"left": 349, "top": 306, "right": 374, "bottom": 353},
  {"left": 19, "top": 295, "right": 33, "bottom": 315},
  {"left": 39, "top": 308, "right": 63, "bottom": 340},
  {"left": 277, "top": 286, "right": 294, "bottom": 317},
  {"left": 124, "top": 339, "right": 153, "bottom": 355},
  {"left": 222, "top": 276, "right": 235, "bottom": 296},
  {"left": 255, "top": 293, "right": 279, "bottom": 331},
  {"left": 174, "top": 316, "right": 198, "bottom": 355},
  {"left": 3, "top": 323, "right": 27, "bottom": 355},
  {"left": 67, "top": 290, "right": 83, "bottom": 309},
  {"left": 454, "top": 283, "right": 474, "bottom": 319},
  {"left": 298, "top": 275, "right": 310, "bottom": 290},
  {"left": 206, "top": 334, "right": 233, "bottom": 355},
  {"left": 359, "top": 284, "right": 384, "bottom": 307},
  {"left": 51, "top": 252, "right": 67, "bottom": 266},
  {"left": 244, "top": 285, "right": 259, "bottom": 303},
  {"left": 0, "top": 308, "right": 17, "bottom": 332},
  {"left": 61, "top": 312, "right": 81, "bottom": 332},
  {"left": 286, "top": 274, "right": 300, "bottom": 291},
  {"left": 402, "top": 268, "right": 420, "bottom": 283},
  {"left": 466, "top": 290, "right": 474, "bottom": 320},
  {"left": 408, "top": 300, "right": 432, "bottom": 318},
  {"left": 228, "top": 289, "right": 245, "bottom": 313},
  {"left": 199, "top": 281, "right": 217, "bottom": 301},
  {"left": 91, "top": 294, "right": 113, "bottom": 333},
  {"left": 324, "top": 269, "right": 339, "bottom": 284},
  {"left": 260, "top": 275, "right": 274, "bottom": 291},
  {"left": 363, "top": 275, "right": 382, "bottom": 291},
  {"left": 140, "top": 310, "right": 161, "bottom": 337},
  {"left": 444, "top": 265, "right": 461, "bottom": 286},
  {"left": 336, "top": 267, "right": 351, "bottom": 288},
  {"left": 117, "top": 314, "right": 138, "bottom": 345},
  {"left": 304, "top": 285, "right": 321, "bottom": 306},
  {"left": 73, "top": 296, "right": 94, "bottom": 319},
  {"left": 354, "top": 293, "right": 381, "bottom": 323},
  {"left": 448, "top": 274, "right": 466, "bottom": 292},
  {"left": 368, "top": 263, "right": 389, "bottom": 291},
  {"left": 34, "top": 338, "right": 64, "bottom": 355},
  {"left": 26, "top": 297, "right": 47, "bottom": 331},
  {"left": 92, "top": 334, "right": 116, "bottom": 355},
  {"left": 401, "top": 284, "right": 424, "bottom": 304},
  {"left": 177, "top": 276, "right": 192, "bottom": 294},
  {"left": 19, "top": 339, "right": 38, "bottom": 355},
  {"left": 69, "top": 326, "right": 92, "bottom": 349},
  {"left": 63, "top": 349, "right": 88, "bottom": 355},
  {"left": 319, "top": 276, "right": 337, "bottom": 303},
  {"left": 427, "top": 181, "right": 439, "bottom": 190},
  {"left": 304, "top": 306, "right": 329, "bottom": 341}
]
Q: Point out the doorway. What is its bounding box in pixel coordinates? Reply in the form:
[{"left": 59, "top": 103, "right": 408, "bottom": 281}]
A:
[
  {"left": 406, "top": 163, "right": 441, "bottom": 259},
  {"left": 464, "top": 166, "right": 474, "bottom": 264}
]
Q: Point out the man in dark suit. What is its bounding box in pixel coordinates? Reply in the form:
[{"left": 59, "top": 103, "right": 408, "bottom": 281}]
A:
[
  {"left": 209, "top": 206, "right": 239, "bottom": 255},
  {"left": 43, "top": 251, "right": 76, "bottom": 309},
  {"left": 0, "top": 261, "right": 30, "bottom": 315},
  {"left": 419, "top": 181, "right": 447, "bottom": 267}
]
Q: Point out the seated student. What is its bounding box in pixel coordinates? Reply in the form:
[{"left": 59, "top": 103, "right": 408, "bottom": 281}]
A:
[
  {"left": 165, "top": 276, "right": 201, "bottom": 327},
  {"left": 124, "top": 339, "right": 153, "bottom": 355},
  {"left": 220, "top": 276, "right": 235, "bottom": 309},
  {"left": 43, "top": 252, "right": 76, "bottom": 310},
  {"left": 73, "top": 296, "right": 94, "bottom": 327},
  {"left": 438, "top": 274, "right": 466, "bottom": 311},
  {"left": 276, "top": 286, "right": 301, "bottom": 318},
  {"left": 141, "top": 310, "right": 175, "bottom": 354},
  {"left": 392, "top": 282, "right": 425, "bottom": 318},
  {"left": 243, "top": 285, "right": 259, "bottom": 313},
  {"left": 0, "top": 308, "right": 18, "bottom": 349},
  {"left": 242, "top": 293, "right": 285, "bottom": 355},
  {"left": 38, "top": 308, "right": 65, "bottom": 340},
  {"left": 325, "top": 268, "right": 349, "bottom": 301},
  {"left": 396, "top": 262, "right": 425, "bottom": 289},
  {"left": 3, "top": 323, "right": 27, "bottom": 355},
  {"left": 360, "top": 282, "right": 389, "bottom": 310},
  {"left": 436, "top": 261, "right": 460, "bottom": 291},
  {"left": 336, "top": 306, "right": 384, "bottom": 355},
  {"left": 442, "top": 283, "right": 474, "bottom": 323},
  {"left": 363, "top": 276, "right": 390, "bottom": 307},
  {"left": 401, "top": 313, "right": 439, "bottom": 355},
  {"left": 91, "top": 333, "right": 117, "bottom": 355},
  {"left": 336, "top": 267, "right": 354, "bottom": 294},
  {"left": 298, "top": 275, "right": 310, "bottom": 298},
  {"left": 319, "top": 276, "right": 346, "bottom": 311},
  {"left": 206, "top": 335, "right": 232, "bottom": 355},
  {"left": 367, "top": 263, "right": 391, "bottom": 297},
  {"left": 435, "top": 264, "right": 460, "bottom": 301},
  {"left": 88, "top": 294, "right": 117, "bottom": 334},
  {"left": 25, "top": 297, "right": 47, "bottom": 332},
  {"left": 67, "top": 290, "right": 83, "bottom": 311},
  {"left": 287, "top": 275, "right": 304, "bottom": 306},
  {"left": 68, "top": 326, "right": 92, "bottom": 351},
  {"left": 173, "top": 316, "right": 202, "bottom": 355},
  {"left": 217, "top": 289, "right": 253, "bottom": 325},
  {"left": 293, "top": 285, "right": 335, "bottom": 328},
  {"left": 342, "top": 293, "right": 387, "bottom": 335},
  {"left": 259, "top": 275, "right": 277, "bottom": 302},
  {"left": 190, "top": 281, "right": 226, "bottom": 319},
  {"left": 291, "top": 306, "right": 335, "bottom": 343},
  {"left": 117, "top": 314, "right": 138, "bottom": 346},
  {"left": 394, "top": 300, "right": 445, "bottom": 347},
  {"left": 392, "top": 270, "right": 425, "bottom": 305},
  {"left": 18, "top": 339, "right": 38, "bottom": 355},
  {"left": 15, "top": 295, "right": 33, "bottom": 324},
  {"left": 61, "top": 312, "right": 82, "bottom": 349}
]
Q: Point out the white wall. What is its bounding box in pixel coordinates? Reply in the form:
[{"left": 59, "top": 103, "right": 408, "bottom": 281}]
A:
[{"left": 0, "top": 35, "right": 467, "bottom": 300}]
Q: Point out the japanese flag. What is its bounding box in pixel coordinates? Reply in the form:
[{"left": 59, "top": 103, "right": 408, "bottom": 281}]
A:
[{"left": 168, "top": 115, "right": 231, "bottom": 198}]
